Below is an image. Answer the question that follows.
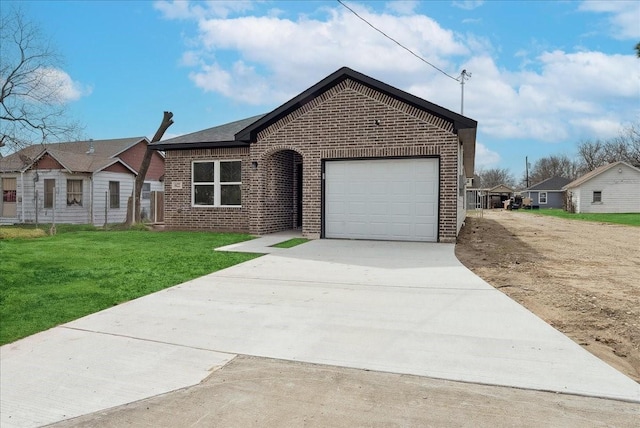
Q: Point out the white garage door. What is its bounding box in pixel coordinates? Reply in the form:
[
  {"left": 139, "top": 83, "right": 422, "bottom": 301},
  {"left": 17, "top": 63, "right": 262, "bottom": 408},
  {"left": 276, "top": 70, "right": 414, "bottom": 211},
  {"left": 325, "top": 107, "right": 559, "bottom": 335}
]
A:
[{"left": 324, "top": 158, "right": 439, "bottom": 242}]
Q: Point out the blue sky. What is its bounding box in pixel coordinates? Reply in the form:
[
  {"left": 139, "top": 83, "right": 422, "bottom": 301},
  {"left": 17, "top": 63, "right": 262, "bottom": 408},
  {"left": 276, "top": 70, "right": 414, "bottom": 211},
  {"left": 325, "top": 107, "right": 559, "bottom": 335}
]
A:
[{"left": 5, "top": 0, "right": 640, "bottom": 179}]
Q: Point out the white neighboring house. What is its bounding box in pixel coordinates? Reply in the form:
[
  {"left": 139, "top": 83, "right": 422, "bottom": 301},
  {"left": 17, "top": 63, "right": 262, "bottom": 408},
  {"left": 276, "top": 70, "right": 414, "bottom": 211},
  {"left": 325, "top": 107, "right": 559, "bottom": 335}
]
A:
[
  {"left": 0, "top": 137, "right": 165, "bottom": 225},
  {"left": 563, "top": 161, "right": 640, "bottom": 214}
]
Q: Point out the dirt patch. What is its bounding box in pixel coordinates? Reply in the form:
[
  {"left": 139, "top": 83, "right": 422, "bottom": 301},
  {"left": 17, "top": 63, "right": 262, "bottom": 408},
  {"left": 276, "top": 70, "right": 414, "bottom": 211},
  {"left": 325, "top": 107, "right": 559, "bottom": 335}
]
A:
[{"left": 455, "top": 210, "right": 640, "bottom": 382}]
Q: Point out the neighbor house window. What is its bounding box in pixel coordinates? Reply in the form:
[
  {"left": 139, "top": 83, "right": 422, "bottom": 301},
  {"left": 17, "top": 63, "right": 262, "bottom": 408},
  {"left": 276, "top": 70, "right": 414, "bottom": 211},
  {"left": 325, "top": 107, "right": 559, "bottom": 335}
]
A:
[
  {"left": 142, "top": 182, "right": 151, "bottom": 200},
  {"left": 109, "top": 181, "right": 120, "bottom": 208},
  {"left": 593, "top": 191, "right": 602, "bottom": 203},
  {"left": 44, "top": 179, "right": 55, "bottom": 208},
  {"left": 539, "top": 192, "right": 547, "bottom": 204},
  {"left": 192, "top": 160, "right": 241, "bottom": 207},
  {"left": 66, "top": 179, "right": 83, "bottom": 206}
]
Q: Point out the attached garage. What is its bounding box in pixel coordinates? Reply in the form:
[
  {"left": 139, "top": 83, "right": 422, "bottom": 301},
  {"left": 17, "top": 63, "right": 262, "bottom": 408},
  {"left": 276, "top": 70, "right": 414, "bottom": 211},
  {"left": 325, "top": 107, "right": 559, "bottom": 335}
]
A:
[
  {"left": 324, "top": 158, "right": 439, "bottom": 242},
  {"left": 153, "top": 67, "right": 477, "bottom": 243}
]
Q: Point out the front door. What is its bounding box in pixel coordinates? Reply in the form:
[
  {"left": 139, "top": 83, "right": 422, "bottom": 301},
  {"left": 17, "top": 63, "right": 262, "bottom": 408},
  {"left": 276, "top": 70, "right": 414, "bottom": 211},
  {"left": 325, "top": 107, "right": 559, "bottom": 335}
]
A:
[{"left": 2, "top": 178, "right": 17, "bottom": 218}]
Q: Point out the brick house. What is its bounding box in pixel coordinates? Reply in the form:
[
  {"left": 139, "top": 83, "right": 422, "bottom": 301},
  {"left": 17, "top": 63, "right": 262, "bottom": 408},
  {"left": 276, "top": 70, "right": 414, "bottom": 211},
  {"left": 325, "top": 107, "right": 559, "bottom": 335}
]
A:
[{"left": 152, "top": 67, "right": 477, "bottom": 242}]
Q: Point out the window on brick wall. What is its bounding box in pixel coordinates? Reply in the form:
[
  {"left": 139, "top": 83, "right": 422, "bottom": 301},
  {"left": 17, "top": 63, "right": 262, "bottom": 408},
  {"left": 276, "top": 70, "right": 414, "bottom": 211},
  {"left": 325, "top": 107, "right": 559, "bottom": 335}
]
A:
[{"left": 192, "top": 160, "right": 241, "bottom": 207}]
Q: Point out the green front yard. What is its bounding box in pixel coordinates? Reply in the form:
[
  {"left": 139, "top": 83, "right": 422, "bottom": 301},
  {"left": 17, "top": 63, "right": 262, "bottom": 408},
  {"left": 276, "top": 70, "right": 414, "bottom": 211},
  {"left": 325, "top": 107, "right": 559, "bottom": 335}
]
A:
[
  {"left": 521, "top": 209, "right": 640, "bottom": 226},
  {"left": 0, "top": 226, "right": 260, "bottom": 345}
]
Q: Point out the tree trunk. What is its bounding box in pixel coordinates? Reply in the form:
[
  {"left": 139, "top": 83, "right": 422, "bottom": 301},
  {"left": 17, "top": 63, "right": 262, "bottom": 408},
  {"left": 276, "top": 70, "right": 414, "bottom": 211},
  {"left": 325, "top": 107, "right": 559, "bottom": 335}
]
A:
[{"left": 127, "top": 111, "right": 174, "bottom": 225}]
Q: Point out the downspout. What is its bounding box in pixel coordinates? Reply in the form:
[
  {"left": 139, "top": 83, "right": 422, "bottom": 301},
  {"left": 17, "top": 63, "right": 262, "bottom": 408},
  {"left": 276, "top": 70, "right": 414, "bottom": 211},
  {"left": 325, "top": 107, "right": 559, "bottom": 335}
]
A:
[{"left": 20, "top": 171, "right": 25, "bottom": 223}]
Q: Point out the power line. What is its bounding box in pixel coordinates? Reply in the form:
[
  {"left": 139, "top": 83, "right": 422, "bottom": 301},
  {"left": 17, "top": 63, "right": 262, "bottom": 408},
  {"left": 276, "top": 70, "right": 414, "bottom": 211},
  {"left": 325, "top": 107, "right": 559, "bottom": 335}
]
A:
[{"left": 337, "top": 0, "right": 459, "bottom": 82}]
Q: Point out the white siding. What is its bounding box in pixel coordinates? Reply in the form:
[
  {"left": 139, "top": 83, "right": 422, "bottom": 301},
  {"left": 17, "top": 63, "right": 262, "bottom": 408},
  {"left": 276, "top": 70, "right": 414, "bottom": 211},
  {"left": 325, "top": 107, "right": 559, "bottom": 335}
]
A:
[
  {"left": 573, "top": 165, "right": 640, "bottom": 213},
  {"left": 92, "top": 172, "right": 136, "bottom": 225},
  {"left": 18, "top": 171, "right": 92, "bottom": 224}
]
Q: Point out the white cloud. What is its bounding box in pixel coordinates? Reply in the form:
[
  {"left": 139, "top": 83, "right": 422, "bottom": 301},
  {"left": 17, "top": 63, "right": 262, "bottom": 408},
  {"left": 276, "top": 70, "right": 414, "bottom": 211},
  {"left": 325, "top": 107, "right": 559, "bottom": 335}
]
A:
[
  {"left": 384, "top": 1, "right": 419, "bottom": 15},
  {"left": 162, "top": 4, "right": 468, "bottom": 105},
  {"left": 578, "top": 0, "right": 640, "bottom": 39},
  {"left": 452, "top": 1, "right": 484, "bottom": 11},
  {"left": 475, "top": 142, "right": 501, "bottom": 167},
  {"left": 158, "top": 1, "right": 639, "bottom": 148},
  {"left": 37, "top": 68, "right": 92, "bottom": 103},
  {"left": 154, "top": 0, "right": 254, "bottom": 20}
]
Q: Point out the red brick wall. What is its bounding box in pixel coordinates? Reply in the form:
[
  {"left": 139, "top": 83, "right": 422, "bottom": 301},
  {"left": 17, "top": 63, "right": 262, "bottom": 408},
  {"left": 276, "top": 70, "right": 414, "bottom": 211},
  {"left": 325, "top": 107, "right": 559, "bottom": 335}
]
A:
[
  {"left": 164, "top": 147, "right": 250, "bottom": 231},
  {"left": 163, "top": 79, "right": 461, "bottom": 241},
  {"left": 249, "top": 79, "right": 460, "bottom": 241}
]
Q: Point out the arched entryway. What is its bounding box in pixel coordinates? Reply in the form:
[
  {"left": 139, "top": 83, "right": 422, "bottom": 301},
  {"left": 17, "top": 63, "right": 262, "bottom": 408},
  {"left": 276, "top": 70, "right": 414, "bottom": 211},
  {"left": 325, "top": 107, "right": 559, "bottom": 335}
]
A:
[{"left": 257, "top": 148, "right": 304, "bottom": 234}]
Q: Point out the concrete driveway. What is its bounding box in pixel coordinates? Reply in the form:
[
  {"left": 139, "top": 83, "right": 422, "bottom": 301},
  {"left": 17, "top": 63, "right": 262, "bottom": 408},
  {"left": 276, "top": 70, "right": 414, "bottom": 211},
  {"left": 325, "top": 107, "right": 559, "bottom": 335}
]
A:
[{"left": 2, "top": 238, "right": 639, "bottom": 427}]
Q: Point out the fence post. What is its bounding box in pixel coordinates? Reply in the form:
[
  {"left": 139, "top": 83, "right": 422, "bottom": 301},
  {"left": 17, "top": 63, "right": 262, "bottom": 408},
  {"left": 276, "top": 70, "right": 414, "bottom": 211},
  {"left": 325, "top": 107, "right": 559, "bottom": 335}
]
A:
[{"left": 35, "top": 189, "right": 39, "bottom": 228}]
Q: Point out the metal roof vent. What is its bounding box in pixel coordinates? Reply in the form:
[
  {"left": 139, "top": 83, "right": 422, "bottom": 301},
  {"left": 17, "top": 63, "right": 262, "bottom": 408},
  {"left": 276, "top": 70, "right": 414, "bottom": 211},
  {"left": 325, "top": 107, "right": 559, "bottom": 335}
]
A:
[{"left": 86, "top": 139, "right": 94, "bottom": 154}]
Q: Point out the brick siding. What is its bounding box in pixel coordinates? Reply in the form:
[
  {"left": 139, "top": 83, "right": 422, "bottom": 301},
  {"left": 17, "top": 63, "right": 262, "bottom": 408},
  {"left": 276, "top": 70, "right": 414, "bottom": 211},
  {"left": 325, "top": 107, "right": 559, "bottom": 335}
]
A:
[
  {"left": 165, "top": 78, "right": 462, "bottom": 241},
  {"left": 164, "top": 147, "right": 250, "bottom": 231}
]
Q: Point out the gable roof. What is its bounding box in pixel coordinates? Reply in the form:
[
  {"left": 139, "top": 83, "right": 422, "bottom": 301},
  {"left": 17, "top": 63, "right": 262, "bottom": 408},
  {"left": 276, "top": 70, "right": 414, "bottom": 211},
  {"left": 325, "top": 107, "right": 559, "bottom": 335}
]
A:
[
  {"left": 0, "top": 137, "right": 147, "bottom": 173},
  {"left": 150, "top": 67, "right": 478, "bottom": 175},
  {"left": 563, "top": 161, "right": 640, "bottom": 189},
  {"left": 488, "top": 184, "right": 514, "bottom": 193},
  {"left": 151, "top": 115, "right": 264, "bottom": 151},
  {"left": 526, "top": 176, "right": 571, "bottom": 191}
]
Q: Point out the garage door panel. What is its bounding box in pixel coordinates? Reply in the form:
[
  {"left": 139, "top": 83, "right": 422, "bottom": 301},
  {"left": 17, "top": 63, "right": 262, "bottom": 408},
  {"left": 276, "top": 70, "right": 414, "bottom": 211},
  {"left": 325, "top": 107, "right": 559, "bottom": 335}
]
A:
[{"left": 325, "top": 158, "right": 438, "bottom": 242}]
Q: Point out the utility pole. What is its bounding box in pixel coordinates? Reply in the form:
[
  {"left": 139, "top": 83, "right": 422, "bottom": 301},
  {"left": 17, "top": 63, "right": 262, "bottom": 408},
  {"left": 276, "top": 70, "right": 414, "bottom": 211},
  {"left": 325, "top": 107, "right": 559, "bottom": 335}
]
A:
[
  {"left": 459, "top": 69, "right": 471, "bottom": 115},
  {"left": 525, "top": 156, "right": 530, "bottom": 188}
]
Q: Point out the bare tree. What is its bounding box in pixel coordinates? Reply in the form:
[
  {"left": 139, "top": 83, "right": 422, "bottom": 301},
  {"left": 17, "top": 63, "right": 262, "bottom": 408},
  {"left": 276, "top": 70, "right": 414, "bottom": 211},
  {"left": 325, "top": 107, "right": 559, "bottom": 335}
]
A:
[
  {"left": 576, "top": 121, "right": 640, "bottom": 172},
  {"left": 525, "top": 154, "right": 579, "bottom": 186},
  {"left": 475, "top": 167, "right": 516, "bottom": 188},
  {"left": 127, "top": 111, "right": 174, "bottom": 225},
  {"left": 0, "top": 7, "right": 82, "bottom": 155}
]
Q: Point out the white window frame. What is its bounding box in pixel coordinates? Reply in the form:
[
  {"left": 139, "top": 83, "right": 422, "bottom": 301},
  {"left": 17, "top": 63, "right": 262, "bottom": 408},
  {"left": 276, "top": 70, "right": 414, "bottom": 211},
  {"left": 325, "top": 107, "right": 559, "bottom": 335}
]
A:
[
  {"left": 66, "top": 179, "right": 83, "bottom": 206},
  {"left": 539, "top": 191, "right": 547, "bottom": 204},
  {"left": 592, "top": 190, "right": 602, "bottom": 203},
  {"left": 192, "top": 160, "right": 242, "bottom": 207},
  {"left": 142, "top": 182, "right": 151, "bottom": 200}
]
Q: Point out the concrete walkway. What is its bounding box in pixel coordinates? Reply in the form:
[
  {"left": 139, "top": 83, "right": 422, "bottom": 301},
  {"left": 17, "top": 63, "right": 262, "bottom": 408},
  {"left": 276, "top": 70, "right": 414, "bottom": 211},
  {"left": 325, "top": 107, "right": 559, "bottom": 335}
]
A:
[{"left": 2, "top": 237, "right": 639, "bottom": 427}]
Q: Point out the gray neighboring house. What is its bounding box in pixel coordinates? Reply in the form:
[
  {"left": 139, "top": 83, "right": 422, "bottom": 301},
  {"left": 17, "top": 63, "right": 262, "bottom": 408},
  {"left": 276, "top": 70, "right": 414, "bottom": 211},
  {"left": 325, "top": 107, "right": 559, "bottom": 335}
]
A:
[{"left": 522, "top": 176, "right": 571, "bottom": 209}]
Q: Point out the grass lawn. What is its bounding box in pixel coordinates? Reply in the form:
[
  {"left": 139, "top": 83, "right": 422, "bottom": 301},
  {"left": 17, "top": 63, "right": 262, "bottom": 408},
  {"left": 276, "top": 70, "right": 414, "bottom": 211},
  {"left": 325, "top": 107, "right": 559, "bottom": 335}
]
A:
[
  {"left": 271, "top": 238, "right": 309, "bottom": 248},
  {"left": 0, "top": 226, "right": 260, "bottom": 345},
  {"left": 521, "top": 209, "right": 640, "bottom": 226}
]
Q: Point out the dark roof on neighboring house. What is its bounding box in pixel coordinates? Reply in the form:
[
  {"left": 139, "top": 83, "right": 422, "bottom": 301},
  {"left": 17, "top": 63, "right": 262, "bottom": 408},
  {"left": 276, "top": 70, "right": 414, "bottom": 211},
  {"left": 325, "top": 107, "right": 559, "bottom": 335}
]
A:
[
  {"left": 150, "top": 115, "right": 264, "bottom": 151},
  {"left": 563, "top": 161, "right": 640, "bottom": 189},
  {"left": 526, "top": 176, "right": 571, "bottom": 192},
  {"left": 0, "top": 137, "right": 146, "bottom": 173},
  {"left": 149, "top": 67, "right": 478, "bottom": 175}
]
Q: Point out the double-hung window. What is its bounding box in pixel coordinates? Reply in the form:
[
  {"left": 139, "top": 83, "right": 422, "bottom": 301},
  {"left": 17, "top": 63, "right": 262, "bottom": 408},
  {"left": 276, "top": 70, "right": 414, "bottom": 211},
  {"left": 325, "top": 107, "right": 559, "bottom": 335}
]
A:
[
  {"left": 192, "top": 160, "right": 241, "bottom": 207},
  {"left": 109, "top": 181, "right": 120, "bottom": 208},
  {"left": 142, "top": 182, "right": 151, "bottom": 200},
  {"left": 539, "top": 192, "right": 547, "bottom": 204},
  {"left": 44, "top": 179, "right": 55, "bottom": 208},
  {"left": 67, "top": 179, "right": 83, "bottom": 206}
]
